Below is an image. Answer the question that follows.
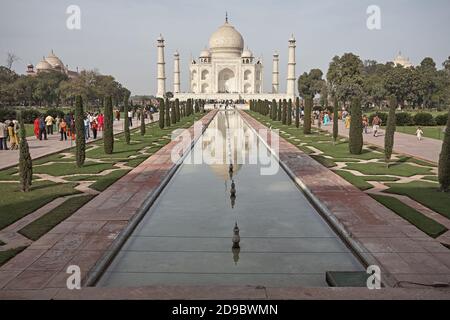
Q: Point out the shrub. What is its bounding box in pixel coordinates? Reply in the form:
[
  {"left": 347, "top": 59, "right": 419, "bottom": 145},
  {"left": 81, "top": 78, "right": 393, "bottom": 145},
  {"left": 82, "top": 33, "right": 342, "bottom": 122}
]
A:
[
  {"left": 396, "top": 112, "right": 414, "bottom": 126},
  {"left": 413, "top": 112, "right": 435, "bottom": 126},
  {"left": 46, "top": 108, "right": 65, "bottom": 119},
  {"left": 439, "top": 110, "right": 450, "bottom": 191},
  {"left": 435, "top": 113, "right": 449, "bottom": 126}
]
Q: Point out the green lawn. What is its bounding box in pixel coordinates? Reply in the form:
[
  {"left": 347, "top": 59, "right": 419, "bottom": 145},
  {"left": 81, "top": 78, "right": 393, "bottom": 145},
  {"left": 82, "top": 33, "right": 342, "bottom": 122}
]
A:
[
  {"left": 334, "top": 170, "right": 373, "bottom": 191},
  {"left": 394, "top": 126, "right": 445, "bottom": 141},
  {"left": 385, "top": 181, "right": 450, "bottom": 219},
  {"left": 19, "top": 195, "right": 95, "bottom": 241},
  {"left": 344, "top": 162, "right": 432, "bottom": 177},
  {"left": 370, "top": 194, "right": 447, "bottom": 238},
  {"left": 0, "top": 181, "right": 80, "bottom": 230}
]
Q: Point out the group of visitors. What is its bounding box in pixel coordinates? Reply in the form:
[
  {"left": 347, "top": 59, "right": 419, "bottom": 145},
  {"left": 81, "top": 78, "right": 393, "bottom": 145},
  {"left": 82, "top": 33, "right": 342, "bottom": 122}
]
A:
[
  {"left": 32, "top": 112, "right": 106, "bottom": 142},
  {"left": 0, "top": 119, "right": 20, "bottom": 150}
]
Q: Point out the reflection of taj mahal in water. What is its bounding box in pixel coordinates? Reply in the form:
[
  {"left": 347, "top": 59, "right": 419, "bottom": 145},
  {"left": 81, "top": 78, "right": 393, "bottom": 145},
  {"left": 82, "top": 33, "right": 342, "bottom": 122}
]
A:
[{"left": 156, "top": 15, "right": 297, "bottom": 101}]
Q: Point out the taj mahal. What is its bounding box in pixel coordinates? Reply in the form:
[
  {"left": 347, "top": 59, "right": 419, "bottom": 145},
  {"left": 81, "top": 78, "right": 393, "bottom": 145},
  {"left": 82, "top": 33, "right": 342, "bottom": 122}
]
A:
[{"left": 156, "top": 15, "right": 297, "bottom": 101}]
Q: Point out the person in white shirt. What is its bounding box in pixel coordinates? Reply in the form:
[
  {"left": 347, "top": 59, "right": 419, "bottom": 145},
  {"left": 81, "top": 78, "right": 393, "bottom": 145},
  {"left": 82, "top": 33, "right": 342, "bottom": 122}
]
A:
[
  {"left": 416, "top": 127, "right": 424, "bottom": 141},
  {"left": 128, "top": 110, "right": 133, "bottom": 127}
]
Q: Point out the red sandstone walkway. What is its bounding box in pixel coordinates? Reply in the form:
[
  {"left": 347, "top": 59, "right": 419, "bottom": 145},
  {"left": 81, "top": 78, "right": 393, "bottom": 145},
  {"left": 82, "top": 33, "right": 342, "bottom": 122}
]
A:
[
  {"left": 316, "top": 120, "right": 443, "bottom": 163},
  {"left": 241, "top": 111, "right": 450, "bottom": 289},
  {"left": 0, "top": 116, "right": 154, "bottom": 170},
  {"left": 0, "top": 110, "right": 217, "bottom": 294}
]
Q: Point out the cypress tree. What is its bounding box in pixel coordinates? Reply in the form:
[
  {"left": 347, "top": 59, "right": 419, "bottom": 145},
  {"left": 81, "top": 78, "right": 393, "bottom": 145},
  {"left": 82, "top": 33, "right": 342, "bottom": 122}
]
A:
[
  {"left": 333, "top": 97, "right": 339, "bottom": 144},
  {"left": 140, "top": 105, "right": 146, "bottom": 136},
  {"left": 104, "top": 96, "right": 114, "bottom": 154},
  {"left": 171, "top": 99, "right": 176, "bottom": 124},
  {"left": 295, "top": 97, "right": 300, "bottom": 128},
  {"left": 159, "top": 98, "right": 165, "bottom": 129},
  {"left": 438, "top": 109, "right": 450, "bottom": 191},
  {"left": 165, "top": 98, "right": 171, "bottom": 127},
  {"left": 277, "top": 99, "right": 282, "bottom": 121},
  {"left": 175, "top": 98, "right": 180, "bottom": 122},
  {"left": 282, "top": 100, "right": 287, "bottom": 125},
  {"left": 349, "top": 97, "right": 363, "bottom": 155},
  {"left": 287, "top": 99, "right": 293, "bottom": 126},
  {"left": 17, "top": 110, "right": 32, "bottom": 192},
  {"left": 124, "top": 95, "right": 131, "bottom": 145},
  {"left": 304, "top": 97, "right": 312, "bottom": 134},
  {"left": 75, "top": 95, "right": 86, "bottom": 166},
  {"left": 271, "top": 99, "right": 277, "bottom": 120},
  {"left": 384, "top": 96, "right": 397, "bottom": 167}
]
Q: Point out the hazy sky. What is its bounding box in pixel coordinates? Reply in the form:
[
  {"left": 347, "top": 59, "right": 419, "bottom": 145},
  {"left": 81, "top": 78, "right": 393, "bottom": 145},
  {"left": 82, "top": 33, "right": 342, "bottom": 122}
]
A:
[{"left": 1, "top": 0, "right": 449, "bottom": 95}]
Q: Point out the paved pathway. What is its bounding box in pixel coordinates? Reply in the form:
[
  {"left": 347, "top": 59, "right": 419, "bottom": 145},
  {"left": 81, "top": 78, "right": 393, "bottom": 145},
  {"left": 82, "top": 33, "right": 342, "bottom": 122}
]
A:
[
  {"left": 316, "top": 120, "right": 443, "bottom": 163},
  {"left": 0, "top": 116, "right": 154, "bottom": 170}
]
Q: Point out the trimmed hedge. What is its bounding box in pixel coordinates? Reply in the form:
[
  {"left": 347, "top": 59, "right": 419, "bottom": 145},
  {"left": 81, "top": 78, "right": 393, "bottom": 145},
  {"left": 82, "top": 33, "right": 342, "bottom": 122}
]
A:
[
  {"left": 413, "top": 112, "right": 435, "bottom": 126},
  {"left": 396, "top": 112, "right": 414, "bottom": 126},
  {"left": 435, "top": 113, "right": 449, "bottom": 126}
]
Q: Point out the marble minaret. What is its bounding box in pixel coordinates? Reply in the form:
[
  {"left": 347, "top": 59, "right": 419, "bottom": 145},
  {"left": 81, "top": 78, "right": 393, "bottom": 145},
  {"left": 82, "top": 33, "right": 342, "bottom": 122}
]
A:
[
  {"left": 272, "top": 52, "right": 279, "bottom": 94},
  {"left": 173, "top": 51, "right": 180, "bottom": 93},
  {"left": 157, "top": 34, "right": 166, "bottom": 98},
  {"left": 286, "top": 35, "right": 296, "bottom": 98}
]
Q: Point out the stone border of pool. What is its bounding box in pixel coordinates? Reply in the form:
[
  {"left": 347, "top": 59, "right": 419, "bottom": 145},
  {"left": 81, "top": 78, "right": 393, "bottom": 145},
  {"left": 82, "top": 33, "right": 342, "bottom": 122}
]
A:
[{"left": 239, "top": 111, "right": 450, "bottom": 292}]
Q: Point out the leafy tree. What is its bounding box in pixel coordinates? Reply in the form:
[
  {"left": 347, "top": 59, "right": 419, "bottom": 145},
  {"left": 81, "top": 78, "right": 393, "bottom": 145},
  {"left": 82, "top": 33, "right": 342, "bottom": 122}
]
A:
[
  {"left": 349, "top": 97, "right": 363, "bottom": 154},
  {"left": 75, "top": 95, "right": 86, "bottom": 166},
  {"left": 384, "top": 96, "right": 397, "bottom": 167},
  {"left": 326, "top": 54, "right": 364, "bottom": 107},
  {"left": 439, "top": 109, "right": 450, "bottom": 192},
  {"left": 104, "top": 96, "right": 114, "bottom": 154},
  {"left": 17, "top": 111, "right": 32, "bottom": 192}
]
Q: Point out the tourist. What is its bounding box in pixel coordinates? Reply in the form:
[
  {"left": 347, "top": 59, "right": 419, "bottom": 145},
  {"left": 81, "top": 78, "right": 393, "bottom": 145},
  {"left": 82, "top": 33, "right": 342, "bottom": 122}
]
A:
[
  {"left": 59, "top": 118, "right": 67, "bottom": 141},
  {"left": 91, "top": 120, "right": 98, "bottom": 139},
  {"left": 55, "top": 115, "right": 61, "bottom": 134},
  {"left": 39, "top": 117, "right": 47, "bottom": 140},
  {"left": 33, "top": 116, "right": 40, "bottom": 139},
  {"left": 70, "top": 117, "right": 76, "bottom": 140},
  {"left": 323, "top": 112, "right": 330, "bottom": 126},
  {"left": 97, "top": 113, "right": 104, "bottom": 131},
  {"left": 416, "top": 127, "right": 424, "bottom": 141},
  {"left": 345, "top": 115, "right": 351, "bottom": 129},
  {"left": 128, "top": 109, "right": 133, "bottom": 127},
  {"left": 13, "top": 120, "right": 20, "bottom": 145},
  {"left": 84, "top": 116, "right": 90, "bottom": 140},
  {"left": 372, "top": 115, "right": 382, "bottom": 137},
  {"left": 115, "top": 109, "right": 120, "bottom": 121},
  {"left": 8, "top": 122, "right": 18, "bottom": 150},
  {"left": 0, "top": 120, "right": 6, "bottom": 150},
  {"left": 45, "top": 114, "right": 54, "bottom": 135},
  {"left": 362, "top": 115, "right": 369, "bottom": 134}
]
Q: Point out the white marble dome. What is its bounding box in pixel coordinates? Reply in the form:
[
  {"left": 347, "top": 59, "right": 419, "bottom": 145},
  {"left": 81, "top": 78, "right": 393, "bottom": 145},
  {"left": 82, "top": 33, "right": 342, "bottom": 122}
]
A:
[
  {"left": 199, "top": 49, "right": 211, "bottom": 57},
  {"left": 209, "top": 21, "right": 244, "bottom": 58},
  {"left": 36, "top": 58, "right": 52, "bottom": 71},
  {"left": 241, "top": 48, "right": 253, "bottom": 58},
  {"left": 45, "top": 50, "right": 64, "bottom": 68}
]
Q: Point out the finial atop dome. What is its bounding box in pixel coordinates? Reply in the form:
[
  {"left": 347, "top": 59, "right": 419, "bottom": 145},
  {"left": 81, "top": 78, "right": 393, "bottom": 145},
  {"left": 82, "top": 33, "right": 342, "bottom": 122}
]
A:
[{"left": 225, "top": 11, "right": 228, "bottom": 23}]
